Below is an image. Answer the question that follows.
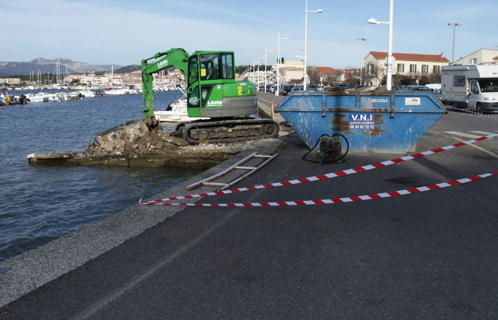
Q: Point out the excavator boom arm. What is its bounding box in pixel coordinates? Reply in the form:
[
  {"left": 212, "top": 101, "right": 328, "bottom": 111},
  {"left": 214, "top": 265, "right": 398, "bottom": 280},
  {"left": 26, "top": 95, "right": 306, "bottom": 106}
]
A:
[{"left": 141, "top": 48, "right": 190, "bottom": 120}]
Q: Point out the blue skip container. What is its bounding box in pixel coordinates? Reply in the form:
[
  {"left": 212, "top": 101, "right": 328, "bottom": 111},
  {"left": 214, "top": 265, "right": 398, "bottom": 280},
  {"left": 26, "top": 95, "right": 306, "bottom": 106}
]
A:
[{"left": 275, "top": 92, "right": 446, "bottom": 153}]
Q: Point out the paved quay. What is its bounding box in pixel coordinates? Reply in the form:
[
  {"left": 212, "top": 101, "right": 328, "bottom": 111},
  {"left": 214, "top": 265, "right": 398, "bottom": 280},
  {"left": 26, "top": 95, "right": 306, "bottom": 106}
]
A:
[
  {"left": 256, "top": 90, "right": 286, "bottom": 124},
  {"left": 2, "top": 94, "right": 498, "bottom": 319}
]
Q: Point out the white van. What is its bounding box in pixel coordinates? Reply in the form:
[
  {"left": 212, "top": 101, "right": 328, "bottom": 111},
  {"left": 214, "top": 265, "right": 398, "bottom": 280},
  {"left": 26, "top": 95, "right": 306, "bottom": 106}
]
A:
[
  {"left": 441, "top": 64, "right": 498, "bottom": 113},
  {"left": 425, "top": 83, "right": 441, "bottom": 91}
]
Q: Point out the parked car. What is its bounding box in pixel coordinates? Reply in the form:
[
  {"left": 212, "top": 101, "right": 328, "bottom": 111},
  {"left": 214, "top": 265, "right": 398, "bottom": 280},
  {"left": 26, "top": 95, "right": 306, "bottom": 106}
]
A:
[
  {"left": 401, "top": 85, "right": 432, "bottom": 92},
  {"left": 291, "top": 85, "right": 304, "bottom": 92},
  {"left": 431, "top": 88, "right": 442, "bottom": 99},
  {"left": 289, "top": 84, "right": 318, "bottom": 92},
  {"left": 279, "top": 85, "right": 294, "bottom": 96}
]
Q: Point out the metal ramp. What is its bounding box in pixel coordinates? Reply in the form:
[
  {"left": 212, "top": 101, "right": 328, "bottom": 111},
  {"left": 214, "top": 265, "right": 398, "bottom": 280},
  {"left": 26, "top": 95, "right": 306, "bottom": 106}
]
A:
[{"left": 185, "top": 152, "right": 277, "bottom": 191}]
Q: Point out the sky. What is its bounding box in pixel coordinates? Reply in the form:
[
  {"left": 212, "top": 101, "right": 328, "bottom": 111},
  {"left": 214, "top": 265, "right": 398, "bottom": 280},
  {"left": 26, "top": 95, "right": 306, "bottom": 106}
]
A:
[{"left": 1, "top": 0, "right": 497, "bottom": 69}]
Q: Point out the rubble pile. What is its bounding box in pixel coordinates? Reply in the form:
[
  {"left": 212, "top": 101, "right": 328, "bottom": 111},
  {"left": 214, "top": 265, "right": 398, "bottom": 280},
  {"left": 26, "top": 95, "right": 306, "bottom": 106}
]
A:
[
  {"left": 28, "top": 118, "right": 280, "bottom": 168},
  {"left": 76, "top": 120, "right": 189, "bottom": 158},
  {"left": 66, "top": 119, "right": 254, "bottom": 168}
]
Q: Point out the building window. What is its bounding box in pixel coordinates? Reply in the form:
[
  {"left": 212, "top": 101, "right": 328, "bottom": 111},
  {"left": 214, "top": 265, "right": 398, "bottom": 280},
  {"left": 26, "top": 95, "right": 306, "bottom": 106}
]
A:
[
  {"left": 409, "top": 64, "right": 417, "bottom": 73},
  {"left": 421, "top": 65, "right": 429, "bottom": 73},
  {"left": 433, "top": 65, "right": 441, "bottom": 74},
  {"left": 470, "top": 58, "right": 478, "bottom": 64},
  {"left": 367, "top": 64, "right": 374, "bottom": 75},
  {"left": 397, "top": 64, "right": 405, "bottom": 73}
]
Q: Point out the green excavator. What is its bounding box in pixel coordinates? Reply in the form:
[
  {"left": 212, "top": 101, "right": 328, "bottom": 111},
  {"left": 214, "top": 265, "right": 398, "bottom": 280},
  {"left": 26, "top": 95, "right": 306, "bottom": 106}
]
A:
[{"left": 141, "top": 48, "right": 279, "bottom": 144}]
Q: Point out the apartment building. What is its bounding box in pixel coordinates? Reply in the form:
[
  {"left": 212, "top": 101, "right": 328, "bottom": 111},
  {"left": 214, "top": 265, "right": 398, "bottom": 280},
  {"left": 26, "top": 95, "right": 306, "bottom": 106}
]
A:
[
  {"left": 364, "top": 51, "right": 450, "bottom": 86},
  {"left": 452, "top": 48, "right": 498, "bottom": 65},
  {"left": 0, "top": 78, "right": 21, "bottom": 85}
]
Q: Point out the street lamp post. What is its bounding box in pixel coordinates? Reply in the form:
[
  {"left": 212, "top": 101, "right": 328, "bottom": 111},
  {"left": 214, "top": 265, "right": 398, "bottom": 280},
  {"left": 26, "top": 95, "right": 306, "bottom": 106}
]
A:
[
  {"left": 276, "top": 32, "right": 289, "bottom": 96},
  {"left": 368, "top": 0, "right": 393, "bottom": 91},
  {"left": 252, "top": 60, "right": 255, "bottom": 84},
  {"left": 295, "top": 55, "right": 305, "bottom": 85},
  {"left": 357, "top": 38, "right": 367, "bottom": 85},
  {"left": 448, "top": 23, "right": 461, "bottom": 64},
  {"left": 304, "top": 1, "right": 322, "bottom": 91},
  {"left": 265, "top": 46, "right": 273, "bottom": 92},
  {"left": 257, "top": 55, "right": 264, "bottom": 91}
]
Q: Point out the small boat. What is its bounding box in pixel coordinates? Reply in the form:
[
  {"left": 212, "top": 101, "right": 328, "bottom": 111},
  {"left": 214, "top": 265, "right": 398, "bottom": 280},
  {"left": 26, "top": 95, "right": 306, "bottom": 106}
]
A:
[
  {"left": 55, "top": 92, "right": 71, "bottom": 101},
  {"left": 154, "top": 98, "right": 191, "bottom": 122},
  {"left": 105, "top": 88, "right": 126, "bottom": 95},
  {"left": 44, "top": 93, "right": 58, "bottom": 101},
  {"left": 154, "top": 89, "right": 209, "bottom": 123},
  {"left": 23, "top": 93, "right": 48, "bottom": 103},
  {"left": 105, "top": 86, "right": 136, "bottom": 95}
]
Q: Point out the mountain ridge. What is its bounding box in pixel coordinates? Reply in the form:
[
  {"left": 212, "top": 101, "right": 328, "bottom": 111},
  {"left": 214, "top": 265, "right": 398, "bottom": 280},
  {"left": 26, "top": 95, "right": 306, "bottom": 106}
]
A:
[{"left": 0, "top": 58, "right": 124, "bottom": 76}]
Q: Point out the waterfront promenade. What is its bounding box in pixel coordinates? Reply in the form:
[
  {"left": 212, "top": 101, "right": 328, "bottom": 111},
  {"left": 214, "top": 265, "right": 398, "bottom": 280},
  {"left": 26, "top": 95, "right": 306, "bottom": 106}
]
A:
[
  {"left": 1, "top": 93, "right": 498, "bottom": 318},
  {"left": 255, "top": 90, "right": 286, "bottom": 123}
]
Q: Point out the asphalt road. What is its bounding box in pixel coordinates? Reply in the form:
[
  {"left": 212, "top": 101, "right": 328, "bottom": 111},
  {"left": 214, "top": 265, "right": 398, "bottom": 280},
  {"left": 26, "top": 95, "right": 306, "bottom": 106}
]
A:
[{"left": 1, "top": 107, "right": 498, "bottom": 319}]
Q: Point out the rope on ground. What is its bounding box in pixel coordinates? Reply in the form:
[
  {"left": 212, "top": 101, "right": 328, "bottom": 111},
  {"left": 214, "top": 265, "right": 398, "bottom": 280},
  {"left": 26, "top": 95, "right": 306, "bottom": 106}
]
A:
[
  {"left": 446, "top": 105, "right": 498, "bottom": 120},
  {"left": 137, "top": 133, "right": 498, "bottom": 205},
  {"left": 139, "top": 171, "right": 498, "bottom": 207}
]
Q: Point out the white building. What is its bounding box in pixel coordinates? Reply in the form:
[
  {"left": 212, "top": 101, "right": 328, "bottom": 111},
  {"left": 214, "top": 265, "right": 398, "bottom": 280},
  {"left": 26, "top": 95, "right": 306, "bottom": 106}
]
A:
[
  {"left": 273, "top": 61, "right": 305, "bottom": 84},
  {"left": 452, "top": 48, "right": 498, "bottom": 65},
  {"left": 0, "top": 78, "right": 21, "bottom": 85},
  {"left": 364, "top": 51, "right": 450, "bottom": 86}
]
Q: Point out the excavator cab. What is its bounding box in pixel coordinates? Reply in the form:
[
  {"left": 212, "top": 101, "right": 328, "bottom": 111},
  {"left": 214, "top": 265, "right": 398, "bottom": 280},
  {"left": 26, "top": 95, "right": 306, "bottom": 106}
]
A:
[{"left": 186, "top": 51, "right": 257, "bottom": 119}]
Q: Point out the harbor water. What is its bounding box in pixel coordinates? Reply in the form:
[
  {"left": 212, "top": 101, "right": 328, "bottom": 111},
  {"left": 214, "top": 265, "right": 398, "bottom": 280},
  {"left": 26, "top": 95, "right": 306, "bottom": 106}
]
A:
[{"left": 0, "top": 90, "right": 203, "bottom": 263}]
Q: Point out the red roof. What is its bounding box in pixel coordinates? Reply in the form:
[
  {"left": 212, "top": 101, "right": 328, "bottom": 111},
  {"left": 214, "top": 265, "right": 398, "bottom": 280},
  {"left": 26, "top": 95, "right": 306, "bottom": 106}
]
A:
[
  {"left": 369, "top": 51, "right": 449, "bottom": 62},
  {"left": 315, "top": 66, "right": 339, "bottom": 73}
]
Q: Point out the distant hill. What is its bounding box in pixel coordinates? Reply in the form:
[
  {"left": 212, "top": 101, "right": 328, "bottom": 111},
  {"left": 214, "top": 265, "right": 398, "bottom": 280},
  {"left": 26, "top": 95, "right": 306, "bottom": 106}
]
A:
[
  {"left": 0, "top": 58, "right": 123, "bottom": 76},
  {"left": 111, "top": 64, "right": 141, "bottom": 74}
]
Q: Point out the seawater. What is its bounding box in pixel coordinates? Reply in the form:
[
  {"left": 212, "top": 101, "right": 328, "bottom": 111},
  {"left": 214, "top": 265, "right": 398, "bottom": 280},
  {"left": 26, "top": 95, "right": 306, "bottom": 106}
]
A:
[{"left": 0, "top": 90, "right": 203, "bottom": 263}]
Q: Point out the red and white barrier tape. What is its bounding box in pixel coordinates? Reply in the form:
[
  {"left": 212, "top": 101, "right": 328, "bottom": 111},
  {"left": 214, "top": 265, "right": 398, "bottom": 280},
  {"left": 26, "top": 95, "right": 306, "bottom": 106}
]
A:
[
  {"left": 138, "top": 133, "right": 498, "bottom": 205},
  {"left": 446, "top": 106, "right": 498, "bottom": 120},
  {"left": 139, "top": 171, "right": 498, "bottom": 207}
]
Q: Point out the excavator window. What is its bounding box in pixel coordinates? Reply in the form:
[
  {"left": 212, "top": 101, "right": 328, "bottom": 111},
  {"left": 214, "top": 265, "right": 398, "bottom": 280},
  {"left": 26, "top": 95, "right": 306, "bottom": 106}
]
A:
[
  {"left": 200, "top": 53, "right": 220, "bottom": 80},
  {"left": 188, "top": 86, "right": 200, "bottom": 107},
  {"left": 221, "top": 53, "right": 234, "bottom": 79},
  {"left": 195, "top": 52, "right": 235, "bottom": 82},
  {"left": 188, "top": 55, "right": 199, "bottom": 86}
]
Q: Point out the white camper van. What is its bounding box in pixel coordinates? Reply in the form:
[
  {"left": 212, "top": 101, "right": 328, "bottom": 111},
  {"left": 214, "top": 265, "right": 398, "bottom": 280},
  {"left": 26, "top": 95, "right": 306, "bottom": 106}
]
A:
[{"left": 441, "top": 64, "right": 498, "bottom": 113}]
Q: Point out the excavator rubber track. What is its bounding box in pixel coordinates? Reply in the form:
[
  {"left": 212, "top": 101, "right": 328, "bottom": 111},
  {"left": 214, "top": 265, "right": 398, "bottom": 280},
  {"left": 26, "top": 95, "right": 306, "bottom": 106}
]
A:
[{"left": 179, "top": 119, "right": 279, "bottom": 144}]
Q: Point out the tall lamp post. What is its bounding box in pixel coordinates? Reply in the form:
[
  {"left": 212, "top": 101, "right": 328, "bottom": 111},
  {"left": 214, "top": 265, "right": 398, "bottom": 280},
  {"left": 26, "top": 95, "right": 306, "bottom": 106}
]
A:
[
  {"left": 357, "top": 38, "right": 367, "bottom": 85},
  {"left": 276, "top": 32, "right": 289, "bottom": 96},
  {"left": 448, "top": 23, "right": 461, "bottom": 64},
  {"left": 252, "top": 60, "right": 255, "bottom": 84},
  {"left": 265, "top": 46, "right": 273, "bottom": 92},
  {"left": 295, "top": 55, "right": 305, "bottom": 85},
  {"left": 368, "top": 0, "right": 393, "bottom": 91},
  {"left": 304, "top": 1, "right": 322, "bottom": 91},
  {"left": 257, "top": 55, "right": 264, "bottom": 90}
]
